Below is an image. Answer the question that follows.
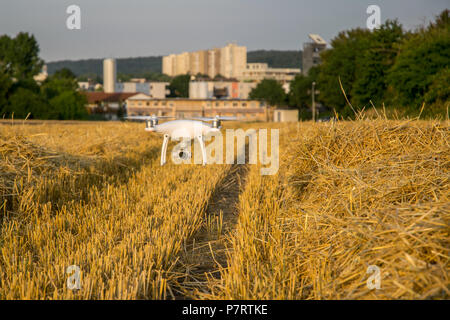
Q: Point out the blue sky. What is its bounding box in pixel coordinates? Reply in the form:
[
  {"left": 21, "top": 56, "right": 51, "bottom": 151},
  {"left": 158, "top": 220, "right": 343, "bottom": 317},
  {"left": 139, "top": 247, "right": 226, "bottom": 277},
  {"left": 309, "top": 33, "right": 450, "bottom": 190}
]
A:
[{"left": 0, "top": 0, "right": 448, "bottom": 62}]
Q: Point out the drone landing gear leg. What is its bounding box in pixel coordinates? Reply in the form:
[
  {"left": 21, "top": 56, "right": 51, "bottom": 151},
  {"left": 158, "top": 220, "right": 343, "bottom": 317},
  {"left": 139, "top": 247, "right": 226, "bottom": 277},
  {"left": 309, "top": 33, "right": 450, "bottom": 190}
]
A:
[
  {"left": 161, "top": 134, "right": 169, "bottom": 166},
  {"left": 197, "top": 135, "right": 207, "bottom": 166}
]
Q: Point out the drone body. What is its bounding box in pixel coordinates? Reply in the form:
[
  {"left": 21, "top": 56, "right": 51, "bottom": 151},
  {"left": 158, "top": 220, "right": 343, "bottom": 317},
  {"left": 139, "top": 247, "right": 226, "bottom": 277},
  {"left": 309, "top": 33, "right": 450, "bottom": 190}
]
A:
[
  {"left": 148, "top": 119, "right": 220, "bottom": 138},
  {"left": 125, "top": 115, "right": 234, "bottom": 166}
]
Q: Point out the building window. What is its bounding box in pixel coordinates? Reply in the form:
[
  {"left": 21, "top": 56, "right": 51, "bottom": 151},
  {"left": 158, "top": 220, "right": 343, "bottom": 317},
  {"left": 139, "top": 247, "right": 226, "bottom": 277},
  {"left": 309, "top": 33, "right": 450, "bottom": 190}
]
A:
[
  {"left": 162, "top": 102, "right": 167, "bottom": 106},
  {"left": 154, "top": 102, "right": 159, "bottom": 106},
  {"left": 146, "top": 102, "right": 149, "bottom": 106},
  {"left": 242, "top": 103, "right": 247, "bottom": 107},
  {"left": 233, "top": 102, "right": 238, "bottom": 107}
]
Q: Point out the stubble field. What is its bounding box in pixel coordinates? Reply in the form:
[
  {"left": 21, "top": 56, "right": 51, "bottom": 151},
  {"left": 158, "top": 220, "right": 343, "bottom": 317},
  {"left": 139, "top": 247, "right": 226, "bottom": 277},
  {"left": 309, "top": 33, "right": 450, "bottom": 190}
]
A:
[{"left": 0, "top": 117, "right": 448, "bottom": 299}]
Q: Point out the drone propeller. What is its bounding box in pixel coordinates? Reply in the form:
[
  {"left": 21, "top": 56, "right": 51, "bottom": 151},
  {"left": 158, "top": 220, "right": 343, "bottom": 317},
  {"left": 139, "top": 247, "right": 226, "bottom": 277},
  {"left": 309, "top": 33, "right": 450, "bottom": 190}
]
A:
[
  {"left": 191, "top": 115, "right": 237, "bottom": 121},
  {"left": 124, "top": 115, "right": 174, "bottom": 121},
  {"left": 190, "top": 115, "right": 237, "bottom": 129},
  {"left": 124, "top": 114, "right": 174, "bottom": 131}
]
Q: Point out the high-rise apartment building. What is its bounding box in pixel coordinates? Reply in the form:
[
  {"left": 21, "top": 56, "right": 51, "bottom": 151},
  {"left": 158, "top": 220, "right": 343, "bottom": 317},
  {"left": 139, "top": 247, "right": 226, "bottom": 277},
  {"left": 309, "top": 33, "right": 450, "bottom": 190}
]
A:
[
  {"left": 220, "top": 43, "right": 247, "bottom": 78},
  {"left": 175, "top": 52, "right": 190, "bottom": 75},
  {"left": 207, "top": 48, "right": 221, "bottom": 79},
  {"left": 162, "top": 43, "right": 247, "bottom": 78},
  {"left": 162, "top": 54, "right": 176, "bottom": 76},
  {"left": 189, "top": 50, "right": 208, "bottom": 75}
]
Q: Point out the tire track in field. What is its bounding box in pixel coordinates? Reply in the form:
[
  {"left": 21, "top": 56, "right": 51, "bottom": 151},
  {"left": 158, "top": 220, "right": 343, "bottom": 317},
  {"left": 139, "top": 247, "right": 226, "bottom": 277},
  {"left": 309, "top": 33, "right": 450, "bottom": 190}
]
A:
[{"left": 175, "top": 160, "right": 249, "bottom": 299}]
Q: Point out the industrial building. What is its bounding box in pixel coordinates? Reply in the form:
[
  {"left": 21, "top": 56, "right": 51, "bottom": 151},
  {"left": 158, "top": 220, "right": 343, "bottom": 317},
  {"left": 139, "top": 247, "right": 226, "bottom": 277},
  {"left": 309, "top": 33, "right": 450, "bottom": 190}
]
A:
[
  {"left": 189, "top": 78, "right": 257, "bottom": 100},
  {"left": 239, "top": 63, "right": 300, "bottom": 84},
  {"left": 302, "top": 34, "right": 327, "bottom": 75},
  {"left": 78, "top": 79, "right": 103, "bottom": 92},
  {"left": 273, "top": 109, "right": 299, "bottom": 122},
  {"left": 115, "top": 81, "right": 169, "bottom": 99},
  {"left": 126, "top": 93, "right": 272, "bottom": 121},
  {"left": 83, "top": 92, "right": 136, "bottom": 120},
  {"left": 100, "top": 58, "right": 169, "bottom": 98}
]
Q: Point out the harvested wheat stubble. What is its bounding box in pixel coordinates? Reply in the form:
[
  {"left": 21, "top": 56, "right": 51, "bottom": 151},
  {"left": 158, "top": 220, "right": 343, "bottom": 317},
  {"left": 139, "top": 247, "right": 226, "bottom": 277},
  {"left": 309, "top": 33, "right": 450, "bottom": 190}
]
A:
[
  {"left": 0, "top": 119, "right": 448, "bottom": 300},
  {"left": 205, "top": 119, "right": 449, "bottom": 300},
  {"left": 0, "top": 122, "right": 230, "bottom": 299}
]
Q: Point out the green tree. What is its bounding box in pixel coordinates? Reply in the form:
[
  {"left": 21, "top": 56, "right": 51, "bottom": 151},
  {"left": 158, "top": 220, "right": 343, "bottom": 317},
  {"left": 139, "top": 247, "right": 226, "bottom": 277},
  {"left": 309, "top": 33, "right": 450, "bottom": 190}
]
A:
[
  {"left": 0, "top": 32, "right": 43, "bottom": 79},
  {"left": 5, "top": 87, "right": 48, "bottom": 119},
  {"left": 351, "top": 20, "right": 405, "bottom": 107},
  {"left": 117, "top": 73, "right": 132, "bottom": 82},
  {"left": 317, "top": 28, "right": 371, "bottom": 115},
  {"left": 387, "top": 10, "right": 450, "bottom": 107},
  {"left": 421, "top": 67, "right": 450, "bottom": 118},
  {"left": 429, "top": 9, "right": 450, "bottom": 30},
  {"left": 249, "top": 79, "right": 286, "bottom": 106},
  {"left": 289, "top": 66, "right": 320, "bottom": 109},
  {"left": 41, "top": 68, "right": 79, "bottom": 101},
  {"left": 143, "top": 72, "right": 171, "bottom": 82},
  {"left": 53, "top": 67, "right": 76, "bottom": 80},
  {"left": 0, "top": 33, "right": 88, "bottom": 120},
  {"left": 39, "top": 68, "right": 87, "bottom": 119},
  {"left": 168, "top": 74, "right": 190, "bottom": 97},
  {"left": 0, "top": 32, "right": 44, "bottom": 117},
  {"left": 77, "top": 73, "right": 102, "bottom": 84},
  {"left": 0, "top": 35, "right": 13, "bottom": 73},
  {"left": 49, "top": 91, "right": 88, "bottom": 120},
  {"left": 2, "top": 76, "right": 43, "bottom": 118},
  {"left": 0, "top": 68, "right": 13, "bottom": 114},
  {"left": 424, "top": 68, "right": 450, "bottom": 105}
]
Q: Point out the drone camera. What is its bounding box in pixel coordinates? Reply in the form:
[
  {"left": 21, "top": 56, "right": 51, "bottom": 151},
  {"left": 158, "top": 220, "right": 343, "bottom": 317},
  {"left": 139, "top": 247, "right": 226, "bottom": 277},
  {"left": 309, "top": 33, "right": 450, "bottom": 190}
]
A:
[
  {"left": 173, "top": 148, "right": 191, "bottom": 161},
  {"left": 145, "top": 119, "right": 157, "bottom": 131},
  {"left": 212, "top": 119, "right": 221, "bottom": 129}
]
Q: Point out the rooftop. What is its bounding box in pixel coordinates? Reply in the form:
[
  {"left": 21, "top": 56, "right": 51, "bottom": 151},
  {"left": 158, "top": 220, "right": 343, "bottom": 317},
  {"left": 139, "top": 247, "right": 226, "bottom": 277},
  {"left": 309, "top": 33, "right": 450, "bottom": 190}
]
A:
[{"left": 82, "top": 92, "right": 136, "bottom": 104}]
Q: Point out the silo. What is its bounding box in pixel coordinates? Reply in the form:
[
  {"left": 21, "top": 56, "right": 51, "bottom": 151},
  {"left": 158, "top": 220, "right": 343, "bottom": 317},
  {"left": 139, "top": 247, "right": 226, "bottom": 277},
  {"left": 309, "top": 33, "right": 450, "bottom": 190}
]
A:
[
  {"left": 199, "top": 82, "right": 208, "bottom": 99},
  {"left": 103, "top": 58, "right": 116, "bottom": 93},
  {"left": 189, "top": 82, "right": 198, "bottom": 99},
  {"left": 207, "top": 82, "right": 215, "bottom": 99}
]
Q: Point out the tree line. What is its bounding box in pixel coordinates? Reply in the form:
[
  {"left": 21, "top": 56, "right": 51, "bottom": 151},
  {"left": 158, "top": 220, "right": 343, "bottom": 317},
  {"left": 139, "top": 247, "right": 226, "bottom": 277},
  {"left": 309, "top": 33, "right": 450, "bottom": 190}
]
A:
[
  {"left": 250, "top": 10, "right": 449, "bottom": 119},
  {"left": 0, "top": 33, "right": 88, "bottom": 120}
]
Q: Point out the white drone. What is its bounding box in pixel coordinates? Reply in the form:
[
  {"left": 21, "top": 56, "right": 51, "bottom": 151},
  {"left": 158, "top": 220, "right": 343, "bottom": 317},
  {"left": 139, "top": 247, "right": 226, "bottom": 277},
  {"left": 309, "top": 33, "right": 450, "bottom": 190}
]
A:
[{"left": 125, "top": 115, "right": 236, "bottom": 166}]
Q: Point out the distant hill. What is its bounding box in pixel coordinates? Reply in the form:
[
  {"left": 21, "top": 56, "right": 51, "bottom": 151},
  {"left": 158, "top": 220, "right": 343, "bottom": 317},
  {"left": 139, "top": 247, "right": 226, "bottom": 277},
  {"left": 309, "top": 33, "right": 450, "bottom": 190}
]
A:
[
  {"left": 47, "top": 56, "right": 163, "bottom": 77},
  {"left": 247, "top": 50, "right": 302, "bottom": 69},
  {"left": 46, "top": 50, "right": 302, "bottom": 78}
]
